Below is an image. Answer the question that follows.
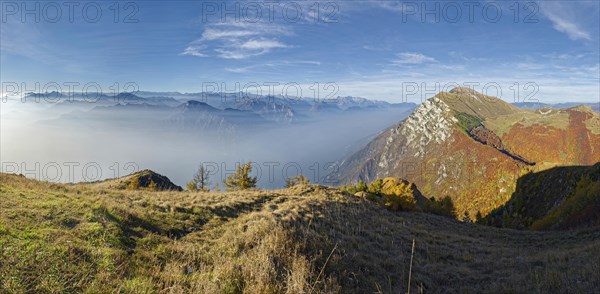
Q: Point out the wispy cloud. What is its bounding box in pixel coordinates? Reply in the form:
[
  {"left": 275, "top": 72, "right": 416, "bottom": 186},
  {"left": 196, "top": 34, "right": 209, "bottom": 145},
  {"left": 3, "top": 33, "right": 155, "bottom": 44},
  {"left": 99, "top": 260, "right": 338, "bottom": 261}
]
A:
[
  {"left": 224, "top": 66, "right": 253, "bottom": 73},
  {"left": 363, "top": 45, "right": 391, "bottom": 51},
  {"left": 240, "top": 39, "right": 289, "bottom": 50},
  {"left": 539, "top": 2, "right": 591, "bottom": 41},
  {"left": 367, "top": 1, "right": 406, "bottom": 13},
  {"left": 201, "top": 29, "right": 257, "bottom": 41},
  {"left": 393, "top": 52, "right": 436, "bottom": 65},
  {"left": 182, "top": 20, "right": 293, "bottom": 59},
  {"left": 215, "top": 38, "right": 290, "bottom": 60},
  {"left": 1, "top": 21, "right": 55, "bottom": 62},
  {"left": 516, "top": 62, "right": 546, "bottom": 71},
  {"left": 181, "top": 46, "right": 207, "bottom": 57},
  {"left": 541, "top": 52, "right": 586, "bottom": 60}
]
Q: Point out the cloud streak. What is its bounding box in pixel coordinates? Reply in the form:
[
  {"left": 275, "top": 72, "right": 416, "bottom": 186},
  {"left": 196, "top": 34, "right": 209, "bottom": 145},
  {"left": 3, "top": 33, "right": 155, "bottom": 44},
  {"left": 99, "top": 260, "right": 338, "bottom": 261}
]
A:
[
  {"left": 182, "top": 20, "right": 293, "bottom": 59},
  {"left": 393, "top": 52, "right": 436, "bottom": 65},
  {"left": 539, "top": 1, "right": 592, "bottom": 41},
  {"left": 181, "top": 46, "right": 207, "bottom": 57}
]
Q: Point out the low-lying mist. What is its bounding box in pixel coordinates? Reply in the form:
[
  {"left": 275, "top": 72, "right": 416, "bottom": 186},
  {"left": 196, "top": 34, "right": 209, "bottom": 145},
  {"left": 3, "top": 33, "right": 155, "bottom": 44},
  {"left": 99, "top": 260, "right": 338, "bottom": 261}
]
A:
[{"left": 1, "top": 96, "right": 412, "bottom": 189}]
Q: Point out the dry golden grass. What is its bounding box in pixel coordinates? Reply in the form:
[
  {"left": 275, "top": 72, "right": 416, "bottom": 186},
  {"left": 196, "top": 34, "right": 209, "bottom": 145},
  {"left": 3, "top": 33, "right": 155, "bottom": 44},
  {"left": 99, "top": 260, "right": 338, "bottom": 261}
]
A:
[{"left": 1, "top": 173, "right": 599, "bottom": 293}]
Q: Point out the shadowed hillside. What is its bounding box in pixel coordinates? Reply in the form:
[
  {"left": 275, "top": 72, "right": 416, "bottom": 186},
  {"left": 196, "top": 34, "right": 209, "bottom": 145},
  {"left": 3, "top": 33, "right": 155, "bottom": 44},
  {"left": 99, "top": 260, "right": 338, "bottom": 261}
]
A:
[
  {"left": 1, "top": 172, "right": 599, "bottom": 293},
  {"left": 483, "top": 163, "right": 600, "bottom": 230}
]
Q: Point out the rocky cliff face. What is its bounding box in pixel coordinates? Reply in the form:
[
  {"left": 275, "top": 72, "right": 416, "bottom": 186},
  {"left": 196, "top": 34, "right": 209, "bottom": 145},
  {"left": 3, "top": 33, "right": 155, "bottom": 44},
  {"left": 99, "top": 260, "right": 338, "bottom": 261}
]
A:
[
  {"left": 396, "top": 97, "right": 457, "bottom": 159},
  {"left": 335, "top": 88, "right": 600, "bottom": 218}
]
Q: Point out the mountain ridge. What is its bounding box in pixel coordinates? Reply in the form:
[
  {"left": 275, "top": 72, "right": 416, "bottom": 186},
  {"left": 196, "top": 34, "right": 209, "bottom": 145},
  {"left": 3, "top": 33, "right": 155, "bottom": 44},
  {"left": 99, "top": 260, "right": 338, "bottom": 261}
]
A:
[{"left": 335, "top": 87, "right": 600, "bottom": 218}]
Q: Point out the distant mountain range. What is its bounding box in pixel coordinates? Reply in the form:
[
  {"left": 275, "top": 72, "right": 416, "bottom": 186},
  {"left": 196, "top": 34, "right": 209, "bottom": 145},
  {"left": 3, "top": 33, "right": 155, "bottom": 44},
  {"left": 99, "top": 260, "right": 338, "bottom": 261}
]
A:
[
  {"left": 334, "top": 87, "right": 600, "bottom": 218},
  {"left": 16, "top": 91, "right": 416, "bottom": 134}
]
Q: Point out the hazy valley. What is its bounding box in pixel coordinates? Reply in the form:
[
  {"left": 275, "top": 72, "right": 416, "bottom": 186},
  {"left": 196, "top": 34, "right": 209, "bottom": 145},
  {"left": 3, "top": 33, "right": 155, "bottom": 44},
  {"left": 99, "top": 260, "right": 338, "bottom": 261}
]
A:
[{"left": 1, "top": 91, "right": 416, "bottom": 188}]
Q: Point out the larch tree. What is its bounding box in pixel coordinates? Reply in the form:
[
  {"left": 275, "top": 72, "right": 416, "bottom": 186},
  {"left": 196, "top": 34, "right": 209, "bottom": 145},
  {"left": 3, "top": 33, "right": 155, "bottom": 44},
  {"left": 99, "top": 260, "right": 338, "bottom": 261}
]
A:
[{"left": 187, "top": 164, "right": 210, "bottom": 192}]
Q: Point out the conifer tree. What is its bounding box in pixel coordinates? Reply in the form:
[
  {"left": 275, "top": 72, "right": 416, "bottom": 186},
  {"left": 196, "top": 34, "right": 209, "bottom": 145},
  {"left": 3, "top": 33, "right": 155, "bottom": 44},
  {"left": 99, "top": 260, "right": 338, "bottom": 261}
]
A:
[{"left": 223, "top": 162, "right": 257, "bottom": 191}]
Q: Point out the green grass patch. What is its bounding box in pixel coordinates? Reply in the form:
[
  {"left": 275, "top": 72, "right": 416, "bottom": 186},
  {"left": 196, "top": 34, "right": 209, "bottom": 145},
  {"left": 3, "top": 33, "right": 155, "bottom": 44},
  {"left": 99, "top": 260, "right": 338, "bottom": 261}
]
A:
[{"left": 454, "top": 112, "right": 483, "bottom": 133}]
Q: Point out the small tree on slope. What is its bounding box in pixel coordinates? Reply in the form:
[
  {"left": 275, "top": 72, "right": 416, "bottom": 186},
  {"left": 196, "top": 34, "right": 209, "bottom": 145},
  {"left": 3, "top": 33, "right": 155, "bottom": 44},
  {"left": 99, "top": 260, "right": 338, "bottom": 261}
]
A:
[
  {"left": 223, "top": 162, "right": 257, "bottom": 191},
  {"left": 187, "top": 164, "right": 210, "bottom": 192}
]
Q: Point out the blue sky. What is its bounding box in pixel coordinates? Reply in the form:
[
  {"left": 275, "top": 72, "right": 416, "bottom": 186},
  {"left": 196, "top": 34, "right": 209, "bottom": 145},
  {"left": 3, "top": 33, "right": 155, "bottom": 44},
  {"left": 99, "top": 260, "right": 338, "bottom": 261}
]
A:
[{"left": 1, "top": 0, "right": 599, "bottom": 103}]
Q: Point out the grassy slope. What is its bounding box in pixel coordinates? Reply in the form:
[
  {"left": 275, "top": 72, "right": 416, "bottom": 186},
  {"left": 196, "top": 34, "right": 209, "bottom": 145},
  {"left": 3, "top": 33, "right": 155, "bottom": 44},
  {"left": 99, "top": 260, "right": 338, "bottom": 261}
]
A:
[
  {"left": 438, "top": 87, "right": 524, "bottom": 120},
  {"left": 1, "top": 173, "right": 599, "bottom": 293}
]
